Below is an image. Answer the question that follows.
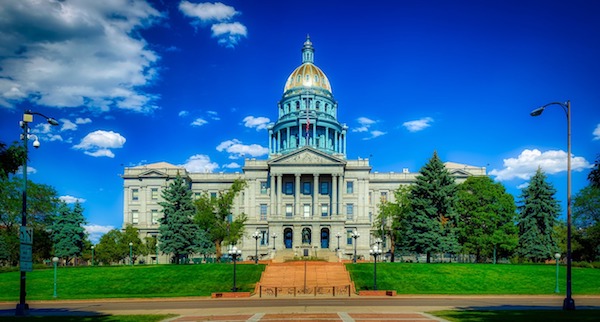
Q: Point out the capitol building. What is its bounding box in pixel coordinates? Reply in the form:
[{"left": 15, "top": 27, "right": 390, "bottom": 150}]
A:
[{"left": 122, "top": 37, "right": 486, "bottom": 263}]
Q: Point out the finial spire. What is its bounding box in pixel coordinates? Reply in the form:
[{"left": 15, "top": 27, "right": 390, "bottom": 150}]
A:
[{"left": 302, "top": 35, "right": 314, "bottom": 64}]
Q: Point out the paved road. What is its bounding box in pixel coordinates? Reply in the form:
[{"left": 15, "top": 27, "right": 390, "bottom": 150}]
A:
[{"left": 0, "top": 296, "right": 598, "bottom": 319}]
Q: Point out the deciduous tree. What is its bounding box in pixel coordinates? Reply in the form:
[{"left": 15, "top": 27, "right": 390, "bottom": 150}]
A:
[
  {"left": 516, "top": 168, "right": 560, "bottom": 262},
  {"left": 376, "top": 185, "right": 411, "bottom": 262},
  {"left": 456, "top": 176, "right": 518, "bottom": 263},
  {"left": 194, "top": 178, "right": 247, "bottom": 261}
]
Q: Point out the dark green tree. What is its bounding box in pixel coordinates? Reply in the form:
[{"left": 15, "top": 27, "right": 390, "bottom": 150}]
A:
[
  {"left": 121, "top": 224, "right": 143, "bottom": 264},
  {"left": 0, "top": 234, "right": 9, "bottom": 265},
  {"left": 51, "top": 202, "right": 87, "bottom": 265},
  {"left": 95, "top": 229, "right": 126, "bottom": 264},
  {"left": 573, "top": 172, "right": 600, "bottom": 261},
  {"left": 588, "top": 155, "right": 600, "bottom": 188},
  {"left": 456, "top": 176, "right": 518, "bottom": 263},
  {"left": 194, "top": 178, "right": 247, "bottom": 260},
  {"left": 376, "top": 185, "right": 411, "bottom": 262},
  {"left": 516, "top": 168, "right": 560, "bottom": 262},
  {"left": 405, "top": 151, "right": 459, "bottom": 262},
  {"left": 159, "top": 174, "right": 200, "bottom": 264},
  {"left": 0, "top": 141, "right": 25, "bottom": 179}
]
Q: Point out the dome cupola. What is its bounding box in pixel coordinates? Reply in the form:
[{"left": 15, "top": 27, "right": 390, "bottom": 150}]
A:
[{"left": 283, "top": 35, "right": 332, "bottom": 94}]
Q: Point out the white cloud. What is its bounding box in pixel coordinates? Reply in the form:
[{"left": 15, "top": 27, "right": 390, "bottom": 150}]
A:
[
  {"left": 179, "top": 110, "right": 189, "bottom": 117},
  {"left": 179, "top": 1, "right": 247, "bottom": 48},
  {"left": 403, "top": 117, "right": 433, "bottom": 132},
  {"left": 179, "top": 1, "right": 239, "bottom": 22},
  {"left": 216, "top": 139, "right": 268, "bottom": 159},
  {"left": 60, "top": 195, "right": 86, "bottom": 204},
  {"left": 352, "top": 117, "right": 375, "bottom": 132},
  {"left": 489, "top": 149, "right": 592, "bottom": 181},
  {"left": 60, "top": 119, "right": 77, "bottom": 131},
  {"left": 0, "top": 0, "right": 162, "bottom": 112},
  {"left": 207, "top": 110, "right": 220, "bottom": 120},
  {"left": 17, "top": 166, "right": 37, "bottom": 175},
  {"left": 593, "top": 124, "right": 600, "bottom": 140},
  {"left": 75, "top": 117, "right": 92, "bottom": 124},
  {"left": 363, "top": 130, "right": 386, "bottom": 140},
  {"left": 243, "top": 116, "right": 270, "bottom": 130},
  {"left": 73, "top": 130, "right": 126, "bottom": 158},
  {"left": 84, "top": 224, "right": 114, "bottom": 244},
  {"left": 180, "top": 154, "right": 219, "bottom": 173},
  {"left": 191, "top": 118, "right": 208, "bottom": 127},
  {"left": 223, "top": 162, "right": 241, "bottom": 169}
]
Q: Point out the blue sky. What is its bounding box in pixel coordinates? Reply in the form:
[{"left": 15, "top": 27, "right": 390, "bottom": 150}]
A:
[{"left": 1, "top": 0, "right": 599, "bottom": 243}]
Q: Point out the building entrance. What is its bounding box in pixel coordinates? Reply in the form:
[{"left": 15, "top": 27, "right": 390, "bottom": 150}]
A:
[
  {"left": 321, "top": 228, "right": 330, "bottom": 249},
  {"left": 284, "top": 228, "right": 293, "bottom": 248}
]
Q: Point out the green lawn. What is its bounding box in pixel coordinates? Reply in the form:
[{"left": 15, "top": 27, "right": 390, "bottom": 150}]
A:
[
  {"left": 431, "top": 310, "right": 600, "bottom": 322},
  {"left": 0, "top": 264, "right": 266, "bottom": 301},
  {"left": 346, "top": 263, "right": 600, "bottom": 294}
]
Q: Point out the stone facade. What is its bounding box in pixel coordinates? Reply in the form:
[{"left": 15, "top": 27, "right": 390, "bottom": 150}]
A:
[{"left": 122, "top": 37, "right": 486, "bottom": 263}]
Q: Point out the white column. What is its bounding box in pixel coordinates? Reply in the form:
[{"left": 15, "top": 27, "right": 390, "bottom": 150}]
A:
[
  {"left": 270, "top": 174, "right": 276, "bottom": 216},
  {"left": 277, "top": 174, "right": 283, "bottom": 217},
  {"left": 295, "top": 174, "right": 301, "bottom": 217},
  {"left": 269, "top": 129, "right": 273, "bottom": 153},
  {"left": 338, "top": 174, "right": 344, "bottom": 217},
  {"left": 277, "top": 130, "right": 281, "bottom": 153},
  {"left": 313, "top": 174, "right": 319, "bottom": 217},
  {"left": 331, "top": 174, "right": 337, "bottom": 215}
]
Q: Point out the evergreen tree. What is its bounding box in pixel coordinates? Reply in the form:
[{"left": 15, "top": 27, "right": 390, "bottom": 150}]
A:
[
  {"left": 51, "top": 201, "right": 86, "bottom": 265},
  {"left": 516, "top": 168, "right": 560, "bottom": 262},
  {"left": 158, "top": 173, "right": 200, "bottom": 264},
  {"left": 405, "top": 151, "right": 459, "bottom": 262},
  {"left": 194, "top": 178, "right": 247, "bottom": 260},
  {"left": 456, "top": 176, "right": 518, "bottom": 263}
]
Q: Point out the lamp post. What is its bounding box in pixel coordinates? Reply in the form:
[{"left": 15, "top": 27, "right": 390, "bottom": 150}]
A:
[
  {"left": 351, "top": 230, "right": 360, "bottom": 264},
  {"left": 252, "top": 231, "right": 261, "bottom": 264},
  {"left": 228, "top": 246, "right": 242, "bottom": 292},
  {"left": 16, "top": 110, "right": 59, "bottom": 316},
  {"left": 91, "top": 246, "right": 95, "bottom": 266},
  {"left": 370, "top": 244, "right": 382, "bottom": 290},
  {"left": 555, "top": 253, "right": 561, "bottom": 293},
  {"left": 129, "top": 242, "right": 133, "bottom": 266},
  {"left": 52, "top": 257, "right": 59, "bottom": 298},
  {"left": 335, "top": 232, "right": 341, "bottom": 251},
  {"left": 530, "top": 100, "right": 575, "bottom": 310},
  {"left": 156, "top": 243, "right": 159, "bottom": 264},
  {"left": 271, "top": 233, "right": 277, "bottom": 250}
]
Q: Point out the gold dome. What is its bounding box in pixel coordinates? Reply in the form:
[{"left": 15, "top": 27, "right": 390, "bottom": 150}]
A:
[{"left": 283, "top": 63, "right": 332, "bottom": 93}]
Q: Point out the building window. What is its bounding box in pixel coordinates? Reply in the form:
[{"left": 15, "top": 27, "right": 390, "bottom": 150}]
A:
[
  {"left": 260, "top": 181, "right": 268, "bottom": 194},
  {"left": 302, "top": 182, "right": 311, "bottom": 195},
  {"left": 381, "top": 191, "right": 388, "bottom": 203},
  {"left": 284, "top": 182, "right": 294, "bottom": 195},
  {"left": 151, "top": 209, "right": 159, "bottom": 225},
  {"left": 260, "top": 229, "right": 268, "bottom": 245},
  {"left": 346, "top": 181, "right": 354, "bottom": 194},
  {"left": 321, "top": 204, "right": 329, "bottom": 217},
  {"left": 303, "top": 204, "right": 311, "bottom": 218},
  {"left": 260, "top": 204, "right": 267, "bottom": 221},
  {"left": 347, "top": 229, "right": 353, "bottom": 245},
  {"left": 194, "top": 192, "right": 201, "bottom": 199},
  {"left": 151, "top": 188, "right": 158, "bottom": 200},
  {"left": 368, "top": 191, "right": 372, "bottom": 204},
  {"left": 346, "top": 204, "right": 354, "bottom": 220},
  {"left": 132, "top": 210, "right": 139, "bottom": 225},
  {"left": 131, "top": 189, "right": 139, "bottom": 201},
  {"left": 320, "top": 182, "right": 329, "bottom": 194},
  {"left": 286, "top": 204, "right": 293, "bottom": 218},
  {"left": 210, "top": 192, "right": 217, "bottom": 199}
]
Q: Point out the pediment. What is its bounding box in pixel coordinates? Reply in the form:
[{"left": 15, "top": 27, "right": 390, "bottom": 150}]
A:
[
  {"left": 448, "top": 169, "right": 471, "bottom": 177},
  {"left": 139, "top": 169, "right": 169, "bottom": 178},
  {"left": 268, "top": 147, "right": 346, "bottom": 166}
]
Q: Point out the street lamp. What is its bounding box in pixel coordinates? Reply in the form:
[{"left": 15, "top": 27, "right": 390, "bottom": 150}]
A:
[
  {"left": 52, "top": 257, "right": 59, "bottom": 298},
  {"left": 252, "top": 231, "right": 261, "bottom": 264},
  {"left": 530, "top": 100, "right": 575, "bottom": 310},
  {"left": 228, "top": 246, "right": 242, "bottom": 292},
  {"left": 129, "top": 242, "right": 133, "bottom": 266},
  {"left": 91, "top": 245, "right": 95, "bottom": 266},
  {"left": 335, "top": 232, "right": 341, "bottom": 251},
  {"left": 16, "top": 110, "right": 59, "bottom": 316},
  {"left": 351, "top": 230, "right": 360, "bottom": 264},
  {"left": 370, "top": 244, "right": 382, "bottom": 290},
  {"left": 555, "top": 253, "right": 561, "bottom": 293},
  {"left": 271, "top": 233, "right": 277, "bottom": 250}
]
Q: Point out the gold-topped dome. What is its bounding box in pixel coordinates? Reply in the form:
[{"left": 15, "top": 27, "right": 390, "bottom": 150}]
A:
[
  {"left": 283, "top": 36, "right": 332, "bottom": 93},
  {"left": 284, "top": 63, "right": 332, "bottom": 93}
]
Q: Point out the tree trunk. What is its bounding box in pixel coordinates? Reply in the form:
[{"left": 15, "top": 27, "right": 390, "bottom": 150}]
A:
[
  {"left": 215, "top": 240, "right": 222, "bottom": 262},
  {"left": 426, "top": 252, "right": 431, "bottom": 263}
]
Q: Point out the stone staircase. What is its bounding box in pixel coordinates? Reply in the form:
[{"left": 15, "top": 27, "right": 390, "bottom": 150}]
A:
[
  {"left": 271, "top": 249, "right": 340, "bottom": 263},
  {"left": 255, "top": 260, "right": 355, "bottom": 297}
]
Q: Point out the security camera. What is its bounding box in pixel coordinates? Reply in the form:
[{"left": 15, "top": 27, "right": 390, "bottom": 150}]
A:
[{"left": 33, "top": 140, "right": 40, "bottom": 148}]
